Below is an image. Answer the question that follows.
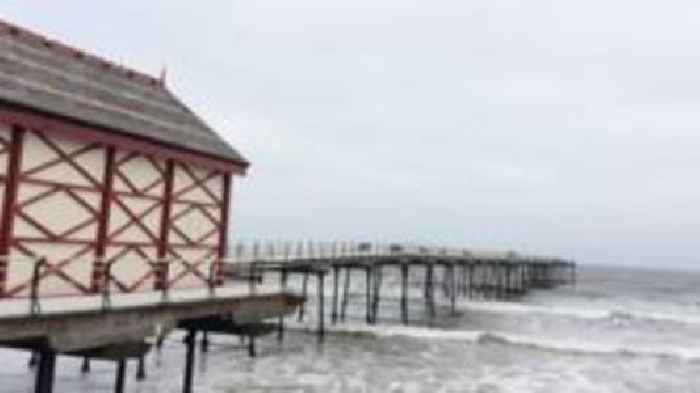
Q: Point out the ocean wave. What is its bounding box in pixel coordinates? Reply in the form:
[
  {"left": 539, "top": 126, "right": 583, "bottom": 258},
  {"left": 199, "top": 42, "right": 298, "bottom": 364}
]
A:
[
  {"left": 458, "top": 300, "right": 700, "bottom": 326},
  {"left": 314, "top": 323, "right": 700, "bottom": 362}
]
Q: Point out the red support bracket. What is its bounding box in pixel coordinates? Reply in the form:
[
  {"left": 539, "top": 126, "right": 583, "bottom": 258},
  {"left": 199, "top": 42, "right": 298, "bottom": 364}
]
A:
[
  {"left": 156, "top": 159, "right": 174, "bottom": 290},
  {"left": 93, "top": 146, "right": 114, "bottom": 292},
  {"left": 217, "top": 174, "right": 232, "bottom": 285},
  {"left": 0, "top": 125, "right": 24, "bottom": 296}
]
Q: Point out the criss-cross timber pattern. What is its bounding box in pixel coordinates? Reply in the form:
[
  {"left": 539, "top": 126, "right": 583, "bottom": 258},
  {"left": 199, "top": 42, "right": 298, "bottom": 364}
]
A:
[
  {"left": 0, "top": 124, "right": 231, "bottom": 298},
  {"left": 104, "top": 151, "right": 165, "bottom": 293},
  {"left": 8, "top": 131, "right": 104, "bottom": 296},
  {"left": 166, "top": 163, "right": 224, "bottom": 289}
]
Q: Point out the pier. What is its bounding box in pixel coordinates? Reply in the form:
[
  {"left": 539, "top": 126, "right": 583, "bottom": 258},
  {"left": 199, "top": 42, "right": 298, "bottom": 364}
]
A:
[{"left": 225, "top": 242, "right": 576, "bottom": 338}]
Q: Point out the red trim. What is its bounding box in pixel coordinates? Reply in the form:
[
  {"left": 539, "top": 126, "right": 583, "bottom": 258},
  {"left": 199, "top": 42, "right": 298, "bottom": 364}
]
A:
[
  {"left": 93, "top": 147, "right": 114, "bottom": 292},
  {"left": 172, "top": 164, "right": 222, "bottom": 203},
  {"left": 217, "top": 174, "right": 232, "bottom": 284},
  {"left": 156, "top": 160, "right": 175, "bottom": 289},
  {"left": 0, "top": 126, "right": 24, "bottom": 295},
  {"left": 14, "top": 177, "right": 101, "bottom": 194},
  {"left": 16, "top": 241, "right": 210, "bottom": 249},
  {"left": 14, "top": 237, "right": 96, "bottom": 245},
  {"left": 12, "top": 176, "right": 220, "bottom": 206},
  {"left": 0, "top": 107, "right": 249, "bottom": 174}
]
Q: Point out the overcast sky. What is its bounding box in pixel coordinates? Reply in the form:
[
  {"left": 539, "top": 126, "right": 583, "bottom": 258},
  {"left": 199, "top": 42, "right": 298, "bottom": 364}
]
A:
[{"left": 3, "top": 1, "right": 700, "bottom": 269}]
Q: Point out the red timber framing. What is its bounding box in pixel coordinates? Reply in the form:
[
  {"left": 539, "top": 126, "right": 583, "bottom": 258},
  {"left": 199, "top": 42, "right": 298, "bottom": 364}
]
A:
[
  {"left": 0, "top": 116, "right": 241, "bottom": 298},
  {"left": 0, "top": 126, "right": 24, "bottom": 295},
  {"left": 92, "top": 147, "right": 115, "bottom": 292},
  {"left": 0, "top": 105, "right": 248, "bottom": 175},
  {"left": 155, "top": 160, "right": 175, "bottom": 290},
  {"left": 218, "top": 174, "right": 232, "bottom": 285},
  {"left": 163, "top": 162, "right": 226, "bottom": 289}
]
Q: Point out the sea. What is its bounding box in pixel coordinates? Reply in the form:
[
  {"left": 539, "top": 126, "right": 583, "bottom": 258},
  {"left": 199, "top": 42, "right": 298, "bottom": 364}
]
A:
[{"left": 2, "top": 264, "right": 700, "bottom": 393}]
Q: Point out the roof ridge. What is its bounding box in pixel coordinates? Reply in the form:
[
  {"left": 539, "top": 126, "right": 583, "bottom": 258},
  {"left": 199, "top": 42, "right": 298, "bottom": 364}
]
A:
[{"left": 0, "top": 18, "right": 164, "bottom": 90}]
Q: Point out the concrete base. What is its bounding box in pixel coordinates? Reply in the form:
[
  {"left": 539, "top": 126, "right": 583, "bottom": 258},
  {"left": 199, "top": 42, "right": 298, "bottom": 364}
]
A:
[{"left": 0, "top": 291, "right": 303, "bottom": 351}]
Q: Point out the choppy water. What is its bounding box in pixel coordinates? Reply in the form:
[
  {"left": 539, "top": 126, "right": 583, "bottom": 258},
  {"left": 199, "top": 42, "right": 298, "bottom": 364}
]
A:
[{"left": 2, "top": 264, "right": 700, "bottom": 392}]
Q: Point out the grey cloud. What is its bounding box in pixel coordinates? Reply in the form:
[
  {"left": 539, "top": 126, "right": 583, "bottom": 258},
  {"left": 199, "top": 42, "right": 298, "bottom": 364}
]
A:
[{"left": 3, "top": 0, "right": 700, "bottom": 269}]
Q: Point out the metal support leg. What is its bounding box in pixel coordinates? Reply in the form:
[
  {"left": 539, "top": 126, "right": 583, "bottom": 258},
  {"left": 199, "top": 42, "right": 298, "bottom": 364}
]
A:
[
  {"left": 371, "top": 265, "right": 382, "bottom": 324},
  {"left": 115, "top": 359, "right": 127, "bottom": 393},
  {"left": 450, "top": 264, "right": 456, "bottom": 315},
  {"left": 248, "top": 335, "right": 256, "bottom": 357},
  {"left": 401, "top": 264, "right": 408, "bottom": 325},
  {"left": 35, "top": 350, "right": 57, "bottom": 393},
  {"left": 278, "top": 269, "right": 288, "bottom": 342},
  {"left": 461, "top": 264, "right": 468, "bottom": 296},
  {"left": 200, "top": 331, "right": 209, "bottom": 353},
  {"left": 28, "top": 351, "right": 39, "bottom": 368},
  {"left": 468, "top": 264, "right": 475, "bottom": 298},
  {"left": 426, "top": 264, "right": 435, "bottom": 318},
  {"left": 317, "top": 272, "right": 325, "bottom": 340},
  {"left": 340, "top": 268, "right": 351, "bottom": 322},
  {"left": 365, "top": 267, "right": 372, "bottom": 324},
  {"left": 183, "top": 329, "right": 197, "bottom": 393},
  {"left": 298, "top": 270, "right": 309, "bottom": 322},
  {"left": 331, "top": 266, "right": 339, "bottom": 324},
  {"left": 81, "top": 357, "right": 90, "bottom": 374},
  {"left": 136, "top": 355, "right": 146, "bottom": 381}
]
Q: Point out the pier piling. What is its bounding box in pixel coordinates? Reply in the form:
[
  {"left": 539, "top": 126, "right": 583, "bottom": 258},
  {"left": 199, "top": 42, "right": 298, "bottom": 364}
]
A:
[
  {"left": 182, "top": 329, "right": 197, "bottom": 393},
  {"left": 317, "top": 271, "right": 325, "bottom": 340},
  {"left": 332, "top": 265, "right": 340, "bottom": 324},
  {"left": 81, "top": 357, "right": 90, "bottom": 374},
  {"left": 136, "top": 355, "right": 146, "bottom": 380},
  {"left": 400, "top": 263, "right": 409, "bottom": 325},
  {"left": 34, "top": 350, "right": 56, "bottom": 393},
  {"left": 114, "top": 360, "right": 126, "bottom": 393}
]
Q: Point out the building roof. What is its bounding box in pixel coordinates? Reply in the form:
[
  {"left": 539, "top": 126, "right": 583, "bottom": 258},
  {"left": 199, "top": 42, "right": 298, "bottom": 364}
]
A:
[{"left": 0, "top": 19, "right": 248, "bottom": 168}]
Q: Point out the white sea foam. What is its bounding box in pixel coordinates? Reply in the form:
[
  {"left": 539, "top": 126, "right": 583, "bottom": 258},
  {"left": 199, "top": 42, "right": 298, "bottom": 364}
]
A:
[
  {"left": 457, "top": 299, "right": 700, "bottom": 325},
  {"left": 304, "top": 322, "right": 700, "bottom": 362}
]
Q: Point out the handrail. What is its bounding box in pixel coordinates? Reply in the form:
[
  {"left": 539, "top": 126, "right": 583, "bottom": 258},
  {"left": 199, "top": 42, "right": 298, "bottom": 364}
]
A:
[
  {"left": 207, "top": 258, "right": 218, "bottom": 297},
  {"left": 29, "top": 256, "right": 48, "bottom": 316},
  {"left": 101, "top": 258, "right": 116, "bottom": 311},
  {"left": 149, "top": 258, "right": 172, "bottom": 304}
]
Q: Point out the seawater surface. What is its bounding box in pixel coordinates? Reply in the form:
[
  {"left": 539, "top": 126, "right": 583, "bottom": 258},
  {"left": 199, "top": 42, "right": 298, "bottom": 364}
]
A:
[{"left": 2, "top": 264, "right": 699, "bottom": 393}]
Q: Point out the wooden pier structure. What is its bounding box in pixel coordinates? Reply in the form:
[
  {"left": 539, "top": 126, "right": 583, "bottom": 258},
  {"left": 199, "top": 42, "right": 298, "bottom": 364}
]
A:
[{"left": 226, "top": 242, "right": 576, "bottom": 338}]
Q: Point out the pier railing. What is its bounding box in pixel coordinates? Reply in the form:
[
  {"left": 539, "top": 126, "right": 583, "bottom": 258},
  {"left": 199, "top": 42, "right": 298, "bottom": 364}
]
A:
[
  {"left": 0, "top": 256, "right": 224, "bottom": 316},
  {"left": 225, "top": 240, "right": 567, "bottom": 263}
]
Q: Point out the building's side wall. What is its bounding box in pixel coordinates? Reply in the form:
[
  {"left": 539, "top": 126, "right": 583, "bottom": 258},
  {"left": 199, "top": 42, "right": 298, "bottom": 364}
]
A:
[
  {"left": 166, "top": 163, "right": 225, "bottom": 289},
  {"left": 9, "top": 130, "right": 104, "bottom": 296},
  {"left": 104, "top": 151, "right": 165, "bottom": 293},
  {"left": 0, "top": 121, "right": 232, "bottom": 298}
]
